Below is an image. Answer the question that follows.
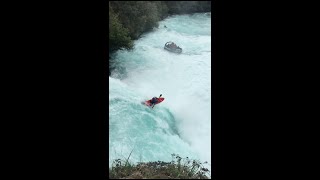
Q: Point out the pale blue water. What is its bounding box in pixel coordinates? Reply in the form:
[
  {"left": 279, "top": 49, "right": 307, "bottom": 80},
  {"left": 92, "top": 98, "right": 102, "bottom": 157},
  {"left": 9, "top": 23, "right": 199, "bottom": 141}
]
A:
[{"left": 109, "top": 13, "right": 211, "bottom": 169}]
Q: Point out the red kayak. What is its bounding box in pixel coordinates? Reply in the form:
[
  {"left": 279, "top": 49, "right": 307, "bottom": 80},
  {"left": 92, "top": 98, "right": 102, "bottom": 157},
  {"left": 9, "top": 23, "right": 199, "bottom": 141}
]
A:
[{"left": 143, "top": 97, "right": 165, "bottom": 107}]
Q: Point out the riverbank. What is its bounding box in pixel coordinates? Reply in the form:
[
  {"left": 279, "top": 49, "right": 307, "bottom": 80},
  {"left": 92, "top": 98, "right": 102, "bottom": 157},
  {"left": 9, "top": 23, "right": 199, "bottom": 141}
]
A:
[{"left": 109, "top": 154, "right": 210, "bottom": 179}]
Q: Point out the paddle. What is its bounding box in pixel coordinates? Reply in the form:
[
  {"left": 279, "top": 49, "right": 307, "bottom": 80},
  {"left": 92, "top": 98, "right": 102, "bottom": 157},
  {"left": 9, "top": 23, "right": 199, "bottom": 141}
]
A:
[{"left": 152, "top": 94, "right": 162, "bottom": 108}]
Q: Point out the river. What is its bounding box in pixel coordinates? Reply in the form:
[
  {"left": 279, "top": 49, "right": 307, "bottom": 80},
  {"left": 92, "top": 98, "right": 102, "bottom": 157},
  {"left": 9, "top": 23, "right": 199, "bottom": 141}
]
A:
[{"left": 109, "top": 12, "right": 211, "bottom": 169}]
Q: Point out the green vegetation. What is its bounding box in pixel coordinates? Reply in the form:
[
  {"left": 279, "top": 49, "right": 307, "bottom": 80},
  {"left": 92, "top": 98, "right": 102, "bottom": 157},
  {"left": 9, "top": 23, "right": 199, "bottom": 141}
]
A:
[
  {"left": 109, "top": 1, "right": 211, "bottom": 53},
  {"left": 109, "top": 154, "right": 211, "bottom": 179},
  {"left": 109, "top": 3, "right": 133, "bottom": 52}
]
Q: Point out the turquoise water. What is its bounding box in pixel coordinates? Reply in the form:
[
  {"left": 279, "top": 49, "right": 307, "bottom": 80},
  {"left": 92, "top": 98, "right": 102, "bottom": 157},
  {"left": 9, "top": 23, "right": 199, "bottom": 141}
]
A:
[{"left": 109, "top": 13, "right": 211, "bottom": 168}]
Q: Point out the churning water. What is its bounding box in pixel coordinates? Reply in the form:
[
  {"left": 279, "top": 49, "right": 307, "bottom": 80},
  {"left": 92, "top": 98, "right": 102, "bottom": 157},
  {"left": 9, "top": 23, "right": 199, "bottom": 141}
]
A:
[{"left": 109, "top": 13, "right": 211, "bottom": 169}]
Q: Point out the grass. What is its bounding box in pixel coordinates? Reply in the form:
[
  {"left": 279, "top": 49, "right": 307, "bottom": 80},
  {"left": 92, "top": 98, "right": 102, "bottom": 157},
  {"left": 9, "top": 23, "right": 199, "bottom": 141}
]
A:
[{"left": 109, "top": 154, "right": 211, "bottom": 179}]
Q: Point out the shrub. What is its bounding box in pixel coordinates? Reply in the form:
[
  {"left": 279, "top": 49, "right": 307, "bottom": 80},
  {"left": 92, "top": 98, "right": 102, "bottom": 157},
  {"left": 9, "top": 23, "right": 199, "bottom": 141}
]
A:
[{"left": 109, "top": 154, "right": 211, "bottom": 179}]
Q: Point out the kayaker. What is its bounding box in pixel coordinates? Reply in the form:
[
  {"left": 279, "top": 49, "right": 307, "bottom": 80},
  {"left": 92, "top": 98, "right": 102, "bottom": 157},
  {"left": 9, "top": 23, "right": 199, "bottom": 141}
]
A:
[{"left": 150, "top": 94, "right": 162, "bottom": 108}]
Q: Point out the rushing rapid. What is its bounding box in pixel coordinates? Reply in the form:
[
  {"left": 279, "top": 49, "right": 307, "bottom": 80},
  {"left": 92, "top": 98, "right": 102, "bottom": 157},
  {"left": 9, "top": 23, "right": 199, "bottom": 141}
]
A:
[{"left": 109, "top": 13, "right": 211, "bottom": 168}]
